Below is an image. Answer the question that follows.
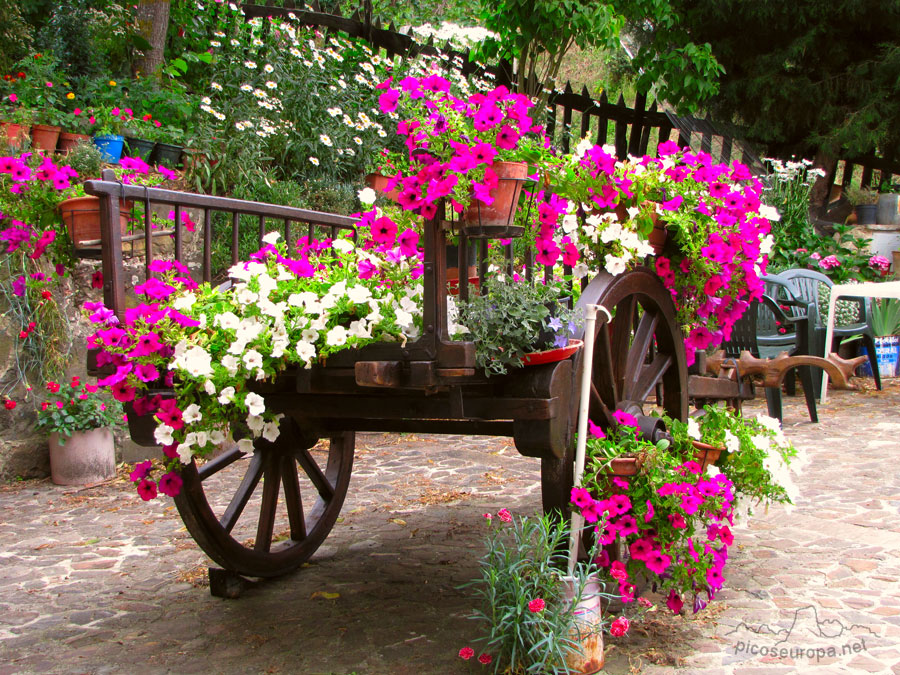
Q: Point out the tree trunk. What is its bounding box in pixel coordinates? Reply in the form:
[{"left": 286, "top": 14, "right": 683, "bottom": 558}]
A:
[
  {"left": 810, "top": 148, "right": 838, "bottom": 221},
  {"left": 133, "top": 0, "right": 170, "bottom": 79}
]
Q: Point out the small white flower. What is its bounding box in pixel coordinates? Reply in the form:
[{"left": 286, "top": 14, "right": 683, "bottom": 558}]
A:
[
  {"left": 319, "top": 134, "right": 333, "bottom": 147},
  {"left": 358, "top": 187, "right": 377, "bottom": 206},
  {"left": 243, "top": 349, "right": 263, "bottom": 370},
  {"left": 309, "top": 157, "right": 319, "bottom": 166},
  {"left": 262, "top": 231, "right": 281, "bottom": 245},
  {"left": 244, "top": 60, "right": 257, "bottom": 69},
  {"left": 209, "top": 429, "right": 226, "bottom": 445},
  {"left": 326, "top": 325, "right": 348, "bottom": 346},
  {"left": 262, "top": 418, "right": 281, "bottom": 442},
  {"left": 177, "top": 443, "right": 193, "bottom": 465},
  {"left": 238, "top": 438, "right": 254, "bottom": 453},
  {"left": 724, "top": 430, "right": 741, "bottom": 453},
  {"left": 332, "top": 238, "right": 354, "bottom": 254},
  {"left": 182, "top": 404, "right": 202, "bottom": 424},
  {"left": 687, "top": 418, "right": 701, "bottom": 441},
  {"left": 218, "top": 386, "right": 236, "bottom": 404},
  {"left": 245, "top": 392, "right": 266, "bottom": 416},
  {"left": 301, "top": 328, "right": 319, "bottom": 342},
  {"left": 296, "top": 340, "right": 316, "bottom": 364},
  {"left": 265, "top": 80, "right": 277, "bottom": 89},
  {"left": 154, "top": 423, "right": 174, "bottom": 446},
  {"left": 203, "top": 380, "right": 216, "bottom": 395},
  {"left": 263, "top": 63, "right": 274, "bottom": 73},
  {"left": 247, "top": 414, "right": 266, "bottom": 434},
  {"left": 221, "top": 354, "right": 239, "bottom": 375}
]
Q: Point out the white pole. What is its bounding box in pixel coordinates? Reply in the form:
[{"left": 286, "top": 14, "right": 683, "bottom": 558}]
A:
[{"left": 567, "top": 303, "right": 610, "bottom": 576}]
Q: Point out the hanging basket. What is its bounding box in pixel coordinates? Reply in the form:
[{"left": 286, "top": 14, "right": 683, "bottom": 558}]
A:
[{"left": 459, "top": 161, "right": 532, "bottom": 239}]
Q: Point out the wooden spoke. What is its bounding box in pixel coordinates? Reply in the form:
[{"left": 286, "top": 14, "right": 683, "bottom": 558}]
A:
[
  {"left": 623, "top": 310, "right": 659, "bottom": 396},
  {"left": 630, "top": 353, "right": 673, "bottom": 403},
  {"left": 295, "top": 446, "right": 335, "bottom": 501},
  {"left": 589, "top": 381, "right": 616, "bottom": 428},
  {"left": 610, "top": 294, "right": 637, "bottom": 398},
  {"left": 220, "top": 451, "right": 264, "bottom": 534},
  {"left": 174, "top": 427, "right": 355, "bottom": 579},
  {"left": 254, "top": 454, "right": 281, "bottom": 553},
  {"left": 280, "top": 456, "right": 307, "bottom": 541},
  {"left": 592, "top": 321, "right": 618, "bottom": 414},
  {"left": 198, "top": 444, "right": 246, "bottom": 481}
]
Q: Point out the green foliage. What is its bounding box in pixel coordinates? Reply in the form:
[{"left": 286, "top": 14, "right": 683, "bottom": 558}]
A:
[
  {"left": 466, "top": 512, "right": 607, "bottom": 674},
  {"left": 0, "top": 2, "right": 33, "bottom": 75},
  {"left": 474, "top": 0, "right": 623, "bottom": 101},
  {"left": 64, "top": 141, "right": 105, "bottom": 180},
  {"left": 871, "top": 298, "right": 900, "bottom": 337},
  {"left": 816, "top": 284, "right": 859, "bottom": 328},
  {"left": 653, "top": 1, "right": 900, "bottom": 156},
  {"left": 35, "top": 377, "right": 124, "bottom": 438},
  {"left": 845, "top": 185, "right": 879, "bottom": 206},
  {"left": 455, "top": 276, "right": 579, "bottom": 376}
]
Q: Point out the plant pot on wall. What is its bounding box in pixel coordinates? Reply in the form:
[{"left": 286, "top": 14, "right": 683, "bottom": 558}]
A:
[
  {"left": 30, "top": 124, "right": 61, "bottom": 152},
  {"left": 152, "top": 141, "right": 183, "bottom": 168},
  {"left": 57, "top": 195, "right": 130, "bottom": 248},
  {"left": 48, "top": 428, "right": 116, "bottom": 485},
  {"left": 855, "top": 204, "right": 878, "bottom": 226},
  {"left": 125, "top": 136, "right": 156, "bottom": 160},
  {"left": 1, "top": 122, "right": 29, "bottom": 149},
  {"left": 57, "top": 131, "right": 91, "bottom": 153},
  {"left": 93, "top": 134, "right": 125, "bottom": 163}
]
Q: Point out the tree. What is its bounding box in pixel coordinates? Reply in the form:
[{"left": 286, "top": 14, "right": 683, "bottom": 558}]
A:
[
  {"left": 640, "top": 0, "right": 900, "bottom": 160},
  {"left": 134, "top": 0, "right": 170, "bottom": 78}
]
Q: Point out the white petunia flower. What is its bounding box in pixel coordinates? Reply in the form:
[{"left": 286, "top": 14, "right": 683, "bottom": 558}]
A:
[
  {"left": 687, "top": 418, "right": 701, "bottom": 440},
  {"left": 357, "top": 187, "right": 377, "bottom": 206},
  {"left": 203, "top": 380, "right": 216, "bottom": 395},
  {"left": 238, "top": 438, "right": 254, "bottom": 453},
  {"left": 247, "top": 414, "right": 266, "bottom": 434},
  {"left": 332, "top": 237, "right": 354, "bottom": 254},
  {"left": 245, "top": 392, "right": 266, "bottom": 416},
  {"left": 243, "top": 349, "right": 263, "bottom": 370},
  {"left": 262, "top": 231, "right": 281, "bottom": 244},
  {"left": 182, "top": 404, "right": 202, "bottom": 424},
  {"left": 154, "top": 423, "right": 175, "bottom": 446},
  {"left": 216, "top": 311, "right": 240, "bottom": 330},
  {"left": 221, "top": 354, "right": 239, "bottom": 375},
  {"left": 218, "top": 386, "right": 236, "bottom": 404},
  {"left": 326, "top": 325, "right": 348, "bottom": 346},
  {"left": 209, "top": 429, "right": 226, "bottom": 445}
]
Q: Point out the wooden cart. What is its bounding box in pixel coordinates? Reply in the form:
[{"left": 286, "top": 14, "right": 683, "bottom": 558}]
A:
[{"left": 84, "top": 170, "right": 688, "bottom": 584}]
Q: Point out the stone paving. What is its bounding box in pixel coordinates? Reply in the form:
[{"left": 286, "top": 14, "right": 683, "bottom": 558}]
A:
[{"left": 0, "top": 380, "right": 898, "bottom": 674}]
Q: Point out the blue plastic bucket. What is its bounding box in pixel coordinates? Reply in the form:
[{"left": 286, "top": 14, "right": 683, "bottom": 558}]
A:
[
  {"left": 92, "top": 134, "right": 125, "bottom": 164},
  {"left": 859, "top": 336, "right": 899, "bottom": 377}
]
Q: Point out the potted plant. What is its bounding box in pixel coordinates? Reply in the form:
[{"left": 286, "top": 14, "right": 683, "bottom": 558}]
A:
[
  {"left": 30, "top": 106, "right": 67, "bottom": 153},
  {"left": 846, "top": 185, "right": 879, "bottom": 225},
  {"left": 866, "top": 298, "right": 900, "bottom": 377},
  {"left": 2, "top": 99, "right": 32, "bottom": 149},
  {"left": 123, "top": 113, "right": 160, "bottom": 160},
  {"left": 150, "top": 124, "right": 186, "bottom": 168},
  {"left": 571, "top": 407, "right": 797, "bottom": 615},
  {"left": 89, "top": 106, "right": 130, "bottom": 163},
  {"left": 462, "top": 510, "right": 616, "bottom": 674},
  {"left": 58, "top": 108, "right": 94, "bottom": 153},
  {"left": 376, "top": 73, "right": 546, "bottom": 238},
  {"left": 453, "top": 274, "right": 581, "bottom": 376},
  {"left": 36, "top": 376, "right": 124, "bottom": 485}
]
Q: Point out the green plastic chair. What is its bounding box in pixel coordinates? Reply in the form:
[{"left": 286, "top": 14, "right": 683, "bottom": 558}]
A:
[{"left": 779, "top": 268, "right": 881, "bottom": 395}]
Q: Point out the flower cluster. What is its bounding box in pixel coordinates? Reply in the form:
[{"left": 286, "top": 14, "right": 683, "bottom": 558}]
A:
[
  {"left": 376, "top": 71, "right": 545, "bottom": 219},
  {"left": 86, "top": 231, "right": 424, "bottom": 497},
  {"left": 35, "top": 376, "right": 124, "bottom": 439}
]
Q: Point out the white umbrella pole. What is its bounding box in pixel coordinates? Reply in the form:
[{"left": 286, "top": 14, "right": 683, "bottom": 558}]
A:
[{"left": 567, "top": 303, "right": 610, "bottom": 576}]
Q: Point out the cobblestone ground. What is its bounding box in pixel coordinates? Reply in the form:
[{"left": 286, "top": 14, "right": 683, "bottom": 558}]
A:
[{"left": 0, "top": 381, "right": 898, "bottom": 674}]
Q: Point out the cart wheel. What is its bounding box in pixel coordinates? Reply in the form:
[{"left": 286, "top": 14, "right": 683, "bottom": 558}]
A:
[
  {"left": 174, "top": 417, "right": 354, "bottom": 578},
  {"left": 578, "top": 266, "right": 688, "bottom": 429},
  {"left": 540, "top": 268, "right": 688, "bottom": 515}
]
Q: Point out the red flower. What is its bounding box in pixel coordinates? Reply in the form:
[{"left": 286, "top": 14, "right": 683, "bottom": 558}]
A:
[
  {"left": 458, "top": 647, "right": 475, "bottom": 660},
  {"left": 46, "top": 381, "right": 60, "bottom": 393},
  {"left": 609, "top": 616, "right": 630, "bottom": 637},
  {"left": 91, "top": 271, "right": 103, "bottom": 289},
  {"left": 19, "top": 331, "right": 28, "bottom": 339},
  {"left": 4, "top": 400, "right": 16, "bottom": 410},
  {"left": 478, "top": 653, "right": 492, "bottom": 665},
  {"left": 528, "top": 597, "right": 545, "bottom": 613},
  {"left": 137, "top": 479, "right": 157, "bottom": 501},
  {"left": 497, "top": 508, "right": 512, "bottom": 523}
]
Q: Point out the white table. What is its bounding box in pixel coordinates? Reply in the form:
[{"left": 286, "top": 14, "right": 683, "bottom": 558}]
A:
[{"left": 820, "top": 280, "right": 900, "bottom": 402}]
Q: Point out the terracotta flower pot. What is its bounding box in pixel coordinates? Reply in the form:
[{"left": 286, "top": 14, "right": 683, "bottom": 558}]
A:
[
  {"left": 364, "top": 172, "right": 401, "bottom": 202},
  {"left": 49, "top": 428, "right": 116, "bottom": 485},
  {"left": 462, "top": 161, "right": 529, "bottom": 238},
  {"left": 57, "top": 131, "right": 91, "bottom": 153},
  {"left": 691, "top": 440, "right": 723, "bottom": 471},
  {"left": 57, "top": 196, "right": 131, "bottom": 248},
  {"left": 1, "top": 121, "right": 29, "bottom": 149},
  {"left": 30, "top": 124, "right": 61, "bottom": 152},
  {"left": 647, "top": 213, "right": 668, "bottom": 255}
]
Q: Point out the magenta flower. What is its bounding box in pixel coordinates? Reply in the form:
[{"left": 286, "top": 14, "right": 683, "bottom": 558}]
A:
[
  {"left": 458, "top": 647, "right": 475, "bottom": 660},
  {"left": 137, "top": 479, "right": 157, "bottom": 501},
  {"left": 527, "top": 598, "right": 545, "bottom": 613},
  {"left": 666, "top": 590, "right": 684, "bottom": 615},
  {"left": 496, "top": 508, "right": 512, "bottom": 523},
  {"left": 158, "top": 471, "right": 183, "bottom": 497},
  {"left": 129, "top": 460, "right": 152, "bottom": 482},
  {"left": 609, "top": 616, "right": 630, "bottom": 637}
]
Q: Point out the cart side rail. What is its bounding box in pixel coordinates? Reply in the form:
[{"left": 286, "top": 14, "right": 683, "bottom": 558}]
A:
[{"left": 83, "top": 168, "right": 359, "bottom": 322}]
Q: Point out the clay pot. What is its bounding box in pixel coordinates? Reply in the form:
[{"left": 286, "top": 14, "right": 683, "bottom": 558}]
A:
[
  {"left": 30, "top": 124, "right": 61, "bottom": 152},
  {"left": 49, "top": 428, "right": 116, "bottom": 485},
  {"left": 1, "top": 122, "right": 29, "bottom": 149},
  {"left": 57, "top": 131, "right": 91, "bottom": 153},
  {"left": 462, "top": 161, "right": 529, "bottom": 238},
  {"left": 364, "top": 172, "right": 401, "bottom": 202},
  {"left": 647, "top": 213, "right": 668, "bottom": 255},
  {"left": 691, "top": 440, "right": 723, "bottom": 471},
  {"left": 57, "top": 196, "right": 131, "bottom": 247}
]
